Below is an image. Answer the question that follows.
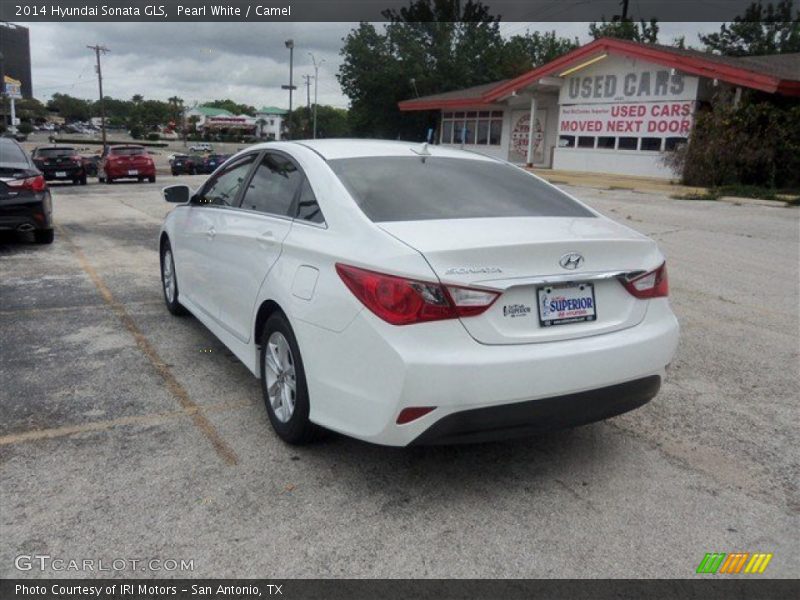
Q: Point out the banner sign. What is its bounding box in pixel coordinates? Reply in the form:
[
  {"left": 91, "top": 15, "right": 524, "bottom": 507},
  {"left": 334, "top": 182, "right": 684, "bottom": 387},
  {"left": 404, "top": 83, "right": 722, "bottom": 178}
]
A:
[
  {"left": 559, "top": 101, "right": 695, "bottom": 137},
  {"left": 3, "top": 76, "right": 23, "bottom": 99}
]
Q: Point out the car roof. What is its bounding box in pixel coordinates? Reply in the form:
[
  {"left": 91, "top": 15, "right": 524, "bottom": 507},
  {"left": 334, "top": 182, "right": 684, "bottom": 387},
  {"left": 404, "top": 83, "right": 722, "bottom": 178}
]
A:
[{"left": 240, "top": 139, "right": 500, "bottom": 162}]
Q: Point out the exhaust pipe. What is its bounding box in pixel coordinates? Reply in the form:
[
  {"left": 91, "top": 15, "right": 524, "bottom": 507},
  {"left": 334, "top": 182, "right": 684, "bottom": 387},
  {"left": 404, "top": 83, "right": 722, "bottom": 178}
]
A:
[{"left": 17, "top": 224, "right": 35, "bottom": 232}]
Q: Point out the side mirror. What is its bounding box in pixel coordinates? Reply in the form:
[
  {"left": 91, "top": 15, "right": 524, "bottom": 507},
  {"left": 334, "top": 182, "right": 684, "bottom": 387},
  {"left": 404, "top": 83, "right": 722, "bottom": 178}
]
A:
[{"left": 163, "top": 184, "right": 191, "bottom": 204}]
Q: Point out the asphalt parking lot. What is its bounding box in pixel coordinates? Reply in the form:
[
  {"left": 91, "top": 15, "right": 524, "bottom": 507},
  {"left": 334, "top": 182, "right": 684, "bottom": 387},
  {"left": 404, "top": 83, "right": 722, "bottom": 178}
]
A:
[{"left": 1, "top": 178, "right": 798, "bottom": 578}]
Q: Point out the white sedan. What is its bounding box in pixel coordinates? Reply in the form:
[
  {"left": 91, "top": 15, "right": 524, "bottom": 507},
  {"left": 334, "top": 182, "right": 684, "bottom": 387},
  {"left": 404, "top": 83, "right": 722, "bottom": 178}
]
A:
[{"left": 159, "top": 140, "right": 679, "bottom": 446}]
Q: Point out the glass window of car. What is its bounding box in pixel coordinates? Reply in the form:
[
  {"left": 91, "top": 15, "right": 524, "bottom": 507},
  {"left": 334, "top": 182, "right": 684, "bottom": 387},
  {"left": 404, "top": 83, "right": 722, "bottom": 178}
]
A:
[
  {"left": 239, "top": 153, "right": 302, "bottom": 217},
  {"left": 34, "top": 147, "right": 77, "bottom": 158},
  {"left": 329, "top": 156, "right": 594, "bottom": 222},
  {"left": 0, "top": 138, "right": 29, "bottom": 164},
  {"left": 198, "top": 154, "right": 256, "bottom": 207},
  {"left": 295, "top": 177, "right": 324, "bottom": 224},
  {"left": 110, "top": 146, "right": 147, "bottom": 156}
]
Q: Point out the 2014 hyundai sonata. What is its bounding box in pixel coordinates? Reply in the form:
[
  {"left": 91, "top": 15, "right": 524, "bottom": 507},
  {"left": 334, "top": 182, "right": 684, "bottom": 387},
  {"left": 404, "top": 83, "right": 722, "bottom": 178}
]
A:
[{"left": 159, "top": 140, "right": 679, "bottom": 446}]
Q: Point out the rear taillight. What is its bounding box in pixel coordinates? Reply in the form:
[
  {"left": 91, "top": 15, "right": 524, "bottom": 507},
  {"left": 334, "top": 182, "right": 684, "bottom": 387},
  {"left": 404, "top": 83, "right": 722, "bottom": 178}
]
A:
[
  {"left": 621, "top": 262, "right": 668, "bottom": 299},
  {"left": 336, "top": 263, "right": 499, "bottom": 325},
  {"left": 7, "top": 175, "right": 46, "bottom": 192}
]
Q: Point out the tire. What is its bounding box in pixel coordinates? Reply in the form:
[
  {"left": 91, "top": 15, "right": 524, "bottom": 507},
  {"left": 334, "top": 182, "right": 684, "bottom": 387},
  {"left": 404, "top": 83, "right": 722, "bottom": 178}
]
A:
[
  {"left": 171, "top": 170, "right": 178, "bottom": 177},
  {"left": 79, "top": 175, "right": 87, "bottom": 185},
  {"left": 34, "top": 229, "right": 54, "bottom": 244},
  {"left": 106, "top": 176, "right": 114, "bottom": 184},
  {"left": 260, "top": 313, "right": 319, "bottom": 445},
  {"left": 160, "top": 240, "right": 188, "bottom": 316},
  {"left": 148, "top": 175, "right": 156, "bottom": 183},
  {"left": 98, "top": 175, "right": 105, "bottom": 183}
]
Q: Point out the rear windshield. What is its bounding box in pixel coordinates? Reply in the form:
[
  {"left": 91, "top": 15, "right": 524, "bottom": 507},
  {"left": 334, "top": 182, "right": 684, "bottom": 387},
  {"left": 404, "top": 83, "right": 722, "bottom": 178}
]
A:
[
  {"left": 0, "top": 139, "right": 29, "bottom": 165},
  {"left": 328, "top": 157, "right": 594, "bottom": 222},
  {"left": 111, "top": 147, "right": 146, "bottom": 156},
  {"left": 35, "top": 147, "right": 77, "bottom": 158}
]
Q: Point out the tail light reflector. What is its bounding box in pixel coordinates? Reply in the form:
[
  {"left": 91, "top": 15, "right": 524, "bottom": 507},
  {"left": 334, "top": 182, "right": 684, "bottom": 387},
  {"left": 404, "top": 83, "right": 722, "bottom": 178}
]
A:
[
  {"left": 7, "top": 175, "right": 46, "bottom": 192},
  {"left": 621, "top": 262, "right": 668, "bottom": 299},
  {"left": 397, "top": 407, "right": 436, "bottom": 424},
  {"left": 336, "top": 263, "right": 499, "bottom": 326}
]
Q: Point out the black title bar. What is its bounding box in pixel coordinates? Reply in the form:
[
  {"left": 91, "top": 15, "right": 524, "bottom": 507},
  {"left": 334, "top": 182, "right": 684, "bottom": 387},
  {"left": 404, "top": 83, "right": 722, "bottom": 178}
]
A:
[{"left": 1, "top": 0, "right": 794, "bottom": 22}]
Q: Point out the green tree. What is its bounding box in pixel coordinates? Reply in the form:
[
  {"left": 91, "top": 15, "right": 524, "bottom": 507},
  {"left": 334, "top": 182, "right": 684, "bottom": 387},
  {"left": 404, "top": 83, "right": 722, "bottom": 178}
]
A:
[
  {"left": 339, "top": 0, "right": 520, "bottom": 139},
  {"left": 502, "top": 31, "right": 580, "bottom": 73},
  {"left": 589, "top": 18, "right": 660, "bottom": 44},
  {"left": 699, "top": 0, "right": 800, "bottom": 56},
  {"left": 203, "top": 99, "right": 256, "bottom": 116},
  {"left": 46, "top": 93, "right": 93, "bottom": 121}
]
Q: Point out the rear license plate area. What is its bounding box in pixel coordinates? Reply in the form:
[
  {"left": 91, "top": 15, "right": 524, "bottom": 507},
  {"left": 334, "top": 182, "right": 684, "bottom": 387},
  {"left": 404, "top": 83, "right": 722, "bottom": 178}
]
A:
[{"left": 537, "top": 282, "right": 597, "bottom": 327}]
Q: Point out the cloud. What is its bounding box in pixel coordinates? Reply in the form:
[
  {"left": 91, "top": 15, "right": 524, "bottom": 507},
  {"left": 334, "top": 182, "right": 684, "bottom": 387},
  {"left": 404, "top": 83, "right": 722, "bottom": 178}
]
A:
[{"left": 28, "top": 21, "right": 722, "bottom": 109}]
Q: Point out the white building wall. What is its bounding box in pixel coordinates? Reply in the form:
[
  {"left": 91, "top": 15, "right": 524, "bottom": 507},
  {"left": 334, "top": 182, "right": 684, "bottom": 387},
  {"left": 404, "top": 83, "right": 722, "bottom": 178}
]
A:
[{"left": 553, "top": 148, "right": 678, "bottom": 178}]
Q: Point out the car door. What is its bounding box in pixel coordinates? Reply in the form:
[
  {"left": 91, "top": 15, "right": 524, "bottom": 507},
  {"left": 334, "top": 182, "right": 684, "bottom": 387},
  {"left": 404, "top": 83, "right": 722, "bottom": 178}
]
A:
[
  {"left": 172, "top": 153, "right": 257, "bottom": 319},
  {"left": 213, "top": 151, "right": 304, "bottom": 342}
]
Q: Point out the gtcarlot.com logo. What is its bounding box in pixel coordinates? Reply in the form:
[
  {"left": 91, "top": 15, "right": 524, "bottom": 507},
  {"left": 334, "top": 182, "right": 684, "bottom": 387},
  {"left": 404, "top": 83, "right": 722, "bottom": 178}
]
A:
[
  {"left": 696, "top": 552, "right": 773, "bottom": 574},
  {"left": 15, "top": 554, "right": 195, "bottom": 572}
]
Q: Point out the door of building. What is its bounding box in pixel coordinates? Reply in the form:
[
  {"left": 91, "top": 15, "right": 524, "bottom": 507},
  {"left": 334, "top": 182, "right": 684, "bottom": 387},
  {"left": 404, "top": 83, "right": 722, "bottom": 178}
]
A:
[{"left": 508, "top": 109, "right": 548, "bottom": 166}]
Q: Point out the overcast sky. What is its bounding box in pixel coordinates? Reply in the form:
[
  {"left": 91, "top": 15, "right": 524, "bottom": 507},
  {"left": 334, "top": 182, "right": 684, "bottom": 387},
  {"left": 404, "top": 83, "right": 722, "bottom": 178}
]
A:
[{"left": 27, "top": 22, "right": 724, "bottom": 110}]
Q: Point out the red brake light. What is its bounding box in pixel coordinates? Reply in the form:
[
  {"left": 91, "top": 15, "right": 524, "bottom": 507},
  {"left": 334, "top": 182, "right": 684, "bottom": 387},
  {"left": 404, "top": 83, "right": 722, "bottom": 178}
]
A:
[
  {"left": 621, "top": 262, "right": 668, "bottom": 299},
  {"left": 336, "top": 263, "right": 499, "bottom": 325},
  {"left": 7, "top": 175, "right": 46, "bottom": 192}
]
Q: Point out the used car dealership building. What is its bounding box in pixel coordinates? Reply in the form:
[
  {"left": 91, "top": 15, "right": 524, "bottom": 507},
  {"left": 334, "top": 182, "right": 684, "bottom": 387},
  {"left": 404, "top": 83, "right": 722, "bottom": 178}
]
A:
[{"left": 399, "top": 38, "right": 800, "bottom": 178}]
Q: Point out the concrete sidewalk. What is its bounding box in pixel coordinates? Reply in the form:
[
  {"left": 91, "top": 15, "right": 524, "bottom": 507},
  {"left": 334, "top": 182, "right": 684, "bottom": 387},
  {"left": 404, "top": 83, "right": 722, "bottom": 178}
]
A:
[{"left": 528, "top": 167, "right": 706, "bottom": 196}]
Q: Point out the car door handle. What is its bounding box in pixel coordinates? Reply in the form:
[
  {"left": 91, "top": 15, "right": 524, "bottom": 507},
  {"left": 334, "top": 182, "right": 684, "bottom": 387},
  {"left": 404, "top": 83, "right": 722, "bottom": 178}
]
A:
[{"left": 206, "top": 226, "right": 216, "bottom": 240}]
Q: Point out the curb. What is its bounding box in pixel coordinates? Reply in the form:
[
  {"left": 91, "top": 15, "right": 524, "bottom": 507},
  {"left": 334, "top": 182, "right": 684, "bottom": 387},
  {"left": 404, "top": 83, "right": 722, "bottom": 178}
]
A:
[{"left": 718, "top": 196, "right": 794, "bottom": 208}]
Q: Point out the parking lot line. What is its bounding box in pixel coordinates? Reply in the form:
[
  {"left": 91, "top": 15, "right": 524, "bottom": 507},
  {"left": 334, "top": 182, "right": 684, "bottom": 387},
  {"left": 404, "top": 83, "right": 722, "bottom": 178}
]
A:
[
  {"left": 56, "top": 224, "right": 240, "bottom": 466},
  {"left": 0, "top": 399, "right": 252, "bottom": 447}
]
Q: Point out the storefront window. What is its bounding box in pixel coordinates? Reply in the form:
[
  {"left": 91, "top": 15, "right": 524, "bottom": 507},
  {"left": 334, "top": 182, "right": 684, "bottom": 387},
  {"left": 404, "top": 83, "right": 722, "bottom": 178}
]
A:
[
  {"left": 618, "top": 137, "right": 638, "bottom": 150},
  {"left": 597, "top": 136, "right": 615, "bottom": 149},
  {"left": 578, "top": 136, "right": 595, "bottom": 148},
  {"left": 440, "top": 110, "right": 503, "bottom": 146},
  {"left": 664, "top": 137, "right": 687, "bottom": 151},
  {"left": 559, "top": 136, "right": 576, "bottom": 148},
  {"left": 640, "top": 138, "right": 662, "bottom": 151}
]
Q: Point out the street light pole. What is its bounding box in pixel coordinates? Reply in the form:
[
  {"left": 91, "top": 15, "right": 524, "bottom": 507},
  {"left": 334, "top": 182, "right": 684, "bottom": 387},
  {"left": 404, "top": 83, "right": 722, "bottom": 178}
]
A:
[
  {"left": 308, "top": 52, "right": 325, "bottom": 139},
  {"left": 87, "top": 44, "right": 109, "bottom": 151},
  {"left": 281, "top": 39, "right": 296, "bottom": 139}
]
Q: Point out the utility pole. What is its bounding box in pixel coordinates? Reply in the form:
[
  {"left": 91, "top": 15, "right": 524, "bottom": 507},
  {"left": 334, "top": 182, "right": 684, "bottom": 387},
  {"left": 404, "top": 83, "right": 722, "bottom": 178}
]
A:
[
  {"left": 308, "top": 52, "right": 325, "bottom": 139},
  {"left": 281, "top": 39, "right": 296, "bottom": 139},
  {"left": 620, "top": 0, "right": 630, "bottom": 20},
  {"left": 87, "top": 44, "right": 109, "bottom": 151},
  {"left": 302, "top": 74, "right": 312, "bottom": 122}
]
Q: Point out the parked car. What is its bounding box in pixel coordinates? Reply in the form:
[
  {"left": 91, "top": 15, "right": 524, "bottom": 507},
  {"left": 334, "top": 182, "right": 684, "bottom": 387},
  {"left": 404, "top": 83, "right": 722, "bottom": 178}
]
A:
[
  {"left": 31, "top": 145, "right": 87, "bottom": 185},
  {"left": 196, "top": 153, "right": 230, "bottom": 174},
  {"left": 158, "top": 140, "right": 679, "bottom": 447},
  {"left": 0, "top": 137, "right": 54, "bottom": 244},
  {"left": 189, "top": 142, "right": 213, "bottom": 153},
  {"left": 98, "top": 145, "right": 156, "bottom": 184},
  {"left": 80, "top": 153, "right": 100, "bottom": 177},
  {"left": 170, "top": 154, "right": 200, "bottom": 176},
  {"left": 2, "top": 131, "right": 28, "bottom": 142}
]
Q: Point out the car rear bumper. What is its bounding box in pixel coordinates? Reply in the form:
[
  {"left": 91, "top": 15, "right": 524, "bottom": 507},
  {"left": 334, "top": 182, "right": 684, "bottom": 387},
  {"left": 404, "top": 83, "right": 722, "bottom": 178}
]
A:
[
  {"left": 106, "top": 165, "right": 155, "bottom": 178},
  {"left": 410, "top": 375, "right": 660, "bottom": 444},
  {"left": 296, "top": 298, "right": 679, "bottom": 447},
  {"left": 41, "top": 167, "right": 84, "bottom": 180},
  {"left": 0, "top": 194, "right": 53, "bottom": 231}
]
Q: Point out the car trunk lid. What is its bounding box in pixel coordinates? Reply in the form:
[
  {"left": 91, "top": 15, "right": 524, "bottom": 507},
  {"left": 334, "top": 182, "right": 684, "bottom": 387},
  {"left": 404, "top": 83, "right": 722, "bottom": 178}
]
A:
[{"left": 378, "top": 217, "right": 661, "bottom": 344}]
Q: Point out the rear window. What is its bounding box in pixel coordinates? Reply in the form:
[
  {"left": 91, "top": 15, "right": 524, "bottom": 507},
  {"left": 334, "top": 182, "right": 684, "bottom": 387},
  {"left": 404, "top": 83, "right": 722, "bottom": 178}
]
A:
[
  {"left": 35, "top": 147, "right": 77, "bottom": 158},
  {"left": 0, "top": 139, "right": 29, "bottom": 164},
  {"left": 111, "top": 147, "right": 146, "bottom": 156},
  {"left": 328, "top": 157, "right": 594, "bottom": 222}
]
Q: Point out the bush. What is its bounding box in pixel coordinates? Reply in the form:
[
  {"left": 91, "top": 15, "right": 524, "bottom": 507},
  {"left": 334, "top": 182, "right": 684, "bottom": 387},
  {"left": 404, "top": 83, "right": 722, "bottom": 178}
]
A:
[
  {"left": 146, "top": 132, "right": 160, "bottom": 141},
  {"left": 664, "top": 91, "right": 800, "bottom": 189},
  {"left": 17, "top": 122, "right": 34, "bottom": 135}
]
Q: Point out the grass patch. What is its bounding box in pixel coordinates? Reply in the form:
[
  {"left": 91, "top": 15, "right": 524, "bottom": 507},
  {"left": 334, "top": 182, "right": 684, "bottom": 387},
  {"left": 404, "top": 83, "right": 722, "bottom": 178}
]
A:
[{"left": 670, "top": 190, "right": 720, "bottom": 201}]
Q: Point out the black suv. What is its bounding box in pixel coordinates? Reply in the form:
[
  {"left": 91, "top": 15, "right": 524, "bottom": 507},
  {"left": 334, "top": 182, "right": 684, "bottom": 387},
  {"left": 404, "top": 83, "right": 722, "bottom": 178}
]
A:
[
  {"left": 31, "top": 145, "right": 87, "bottom": 185},
  {"left": 0, "top": 137, "right": 54, "bottom": 244}
]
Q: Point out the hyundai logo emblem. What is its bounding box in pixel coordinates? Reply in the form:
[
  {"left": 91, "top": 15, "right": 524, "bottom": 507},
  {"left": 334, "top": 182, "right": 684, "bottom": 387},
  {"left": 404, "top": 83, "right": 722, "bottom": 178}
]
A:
[{"left": 559, "top": 252, "right": 584, "bottom": 270}]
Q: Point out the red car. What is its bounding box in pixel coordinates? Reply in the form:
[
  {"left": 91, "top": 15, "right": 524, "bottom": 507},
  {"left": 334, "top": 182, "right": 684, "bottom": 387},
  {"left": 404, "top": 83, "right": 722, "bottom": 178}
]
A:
[{"left": 99, "top": 145, "right": 156, "bottom": 184}]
